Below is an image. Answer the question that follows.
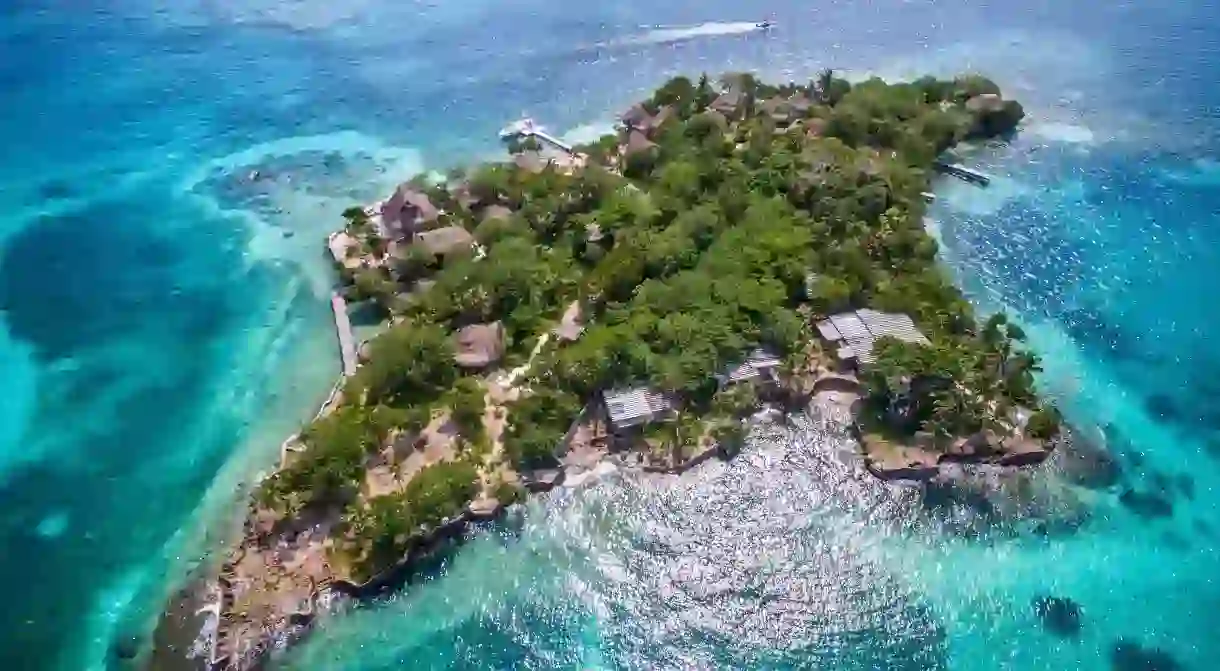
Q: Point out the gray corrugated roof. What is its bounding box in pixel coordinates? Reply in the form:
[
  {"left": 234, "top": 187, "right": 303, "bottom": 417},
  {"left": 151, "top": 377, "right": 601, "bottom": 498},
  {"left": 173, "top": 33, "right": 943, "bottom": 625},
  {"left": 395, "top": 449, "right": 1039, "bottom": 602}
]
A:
[
  {"left": 829, "top": 312, "right": 870, "bottom": 341},
  {"left": 723, "top": 362, "right": 760, "bottom": 383},
  {"left": 718, "top": 347, "right": 781, "bottom": 384},
  {"left": 814, "top": 319, "right": 842, "bottom": 341},
  {"left": 857, "top": 309, "right": 929, "bottom": 345},
  {"left": 604, "top": 387, "right": 673, "bottom": 428},
  {"left": 817, "top": 309, "right": 928, "bottom": 364}
]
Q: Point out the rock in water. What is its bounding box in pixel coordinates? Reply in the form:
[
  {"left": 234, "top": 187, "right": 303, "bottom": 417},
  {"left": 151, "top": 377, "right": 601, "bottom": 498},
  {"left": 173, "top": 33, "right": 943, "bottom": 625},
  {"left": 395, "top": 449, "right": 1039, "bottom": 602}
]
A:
[
  {"left": 1118, "top": 488, "right": 1174, "bottom": 519},
  {"left": 1032, "top": 595, "right": 1082, "bottom": 637},
  {"left": 1058, "top": 429, "right": 1123, "bottom": 489},
  {"left": 111, "top": 635, "right": 141, "bottom": 661},
  {"left": 1111, "top": 640, "right": 1183, "bottom": 671}
]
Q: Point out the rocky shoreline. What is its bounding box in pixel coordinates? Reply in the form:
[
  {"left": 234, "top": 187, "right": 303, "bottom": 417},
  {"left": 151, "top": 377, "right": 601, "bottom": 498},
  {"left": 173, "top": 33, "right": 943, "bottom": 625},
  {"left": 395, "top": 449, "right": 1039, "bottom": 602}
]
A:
[
  {"left": 148, "top": 457, "right": 584, "bottom": 671},
  {"left": 150, "top": 374, "right": 1054, "bottom": 671}
]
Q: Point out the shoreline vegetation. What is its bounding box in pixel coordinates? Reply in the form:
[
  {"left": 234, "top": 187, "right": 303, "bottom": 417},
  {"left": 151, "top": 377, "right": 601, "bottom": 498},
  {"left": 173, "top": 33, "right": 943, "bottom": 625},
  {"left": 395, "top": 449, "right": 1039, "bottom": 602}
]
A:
[{"left": 170, "top": 70, "right": 1061, "bottom": 670}]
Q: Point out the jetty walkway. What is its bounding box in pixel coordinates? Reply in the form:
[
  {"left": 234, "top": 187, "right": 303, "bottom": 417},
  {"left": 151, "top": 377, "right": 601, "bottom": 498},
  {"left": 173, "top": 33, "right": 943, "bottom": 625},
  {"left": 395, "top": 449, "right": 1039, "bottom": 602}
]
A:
[
  {"left": 331, "top": 292, "right": 358, "bottom": 377},
  {"left": 499, "top": 118, "right": 575, "bottom": 154},
  {"left": 933, "top": 160, "right": 992, "bottom": 186}
]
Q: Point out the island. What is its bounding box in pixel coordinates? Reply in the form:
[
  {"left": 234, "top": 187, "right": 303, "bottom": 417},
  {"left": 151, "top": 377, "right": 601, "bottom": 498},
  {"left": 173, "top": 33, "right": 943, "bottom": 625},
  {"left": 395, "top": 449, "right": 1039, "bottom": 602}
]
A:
[{"left": 203, "top": 70, "right": 1058, "bottom": 670}]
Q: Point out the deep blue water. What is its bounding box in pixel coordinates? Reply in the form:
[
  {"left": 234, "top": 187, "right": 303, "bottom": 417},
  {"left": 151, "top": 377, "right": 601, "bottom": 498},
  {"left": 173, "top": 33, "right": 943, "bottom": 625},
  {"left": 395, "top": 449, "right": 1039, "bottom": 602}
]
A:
[{"left": 2, "top": 1, "right": 1219, "bottom": 670}]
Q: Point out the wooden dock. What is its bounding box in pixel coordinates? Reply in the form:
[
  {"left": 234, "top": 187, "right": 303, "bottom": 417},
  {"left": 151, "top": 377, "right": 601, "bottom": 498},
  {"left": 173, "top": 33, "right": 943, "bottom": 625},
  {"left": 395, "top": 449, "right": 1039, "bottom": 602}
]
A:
[
  {"left": 933, "top": 160, "right": 992, "bottom": 186},
  {"left": 500, "top": 118, "right": 575, "bottom": 154},
  {"left": 330, "top": 292, "right": 358, "bottom": 377}
]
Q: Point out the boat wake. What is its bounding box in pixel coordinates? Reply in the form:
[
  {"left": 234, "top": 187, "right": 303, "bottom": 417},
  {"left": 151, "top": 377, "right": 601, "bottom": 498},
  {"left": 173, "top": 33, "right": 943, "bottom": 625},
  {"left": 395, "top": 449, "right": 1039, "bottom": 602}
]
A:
[{"left": 614, "top": 21, "right": 765, "bottom": 47}]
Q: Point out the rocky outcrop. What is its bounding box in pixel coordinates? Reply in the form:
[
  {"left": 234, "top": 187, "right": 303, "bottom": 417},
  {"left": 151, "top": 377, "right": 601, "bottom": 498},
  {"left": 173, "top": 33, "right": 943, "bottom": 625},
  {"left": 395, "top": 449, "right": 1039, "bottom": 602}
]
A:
[
  {"left": 863, "top": 441, "right": 941, "bottom": 480},
  {"left": 211, "top": 497, "right": 511, "bottom": 671},
  {"left": 1032, "top": 595, "right": 1083, "bottom": 637},
  {"left": 1111, "top": 640, "right": 1184, "bottom": 671},
  {"left": 863, "top": 430, "right": 1054, "bottom": 481},
  {"left": 964, "top": 93, "right": 1025, "bottom": 137},
  {"left": 519, "top": 468, "right": 564, "bottom": 492},
  {"left": 1054, "top": 427, "right": 1123, "bottom": 489}
]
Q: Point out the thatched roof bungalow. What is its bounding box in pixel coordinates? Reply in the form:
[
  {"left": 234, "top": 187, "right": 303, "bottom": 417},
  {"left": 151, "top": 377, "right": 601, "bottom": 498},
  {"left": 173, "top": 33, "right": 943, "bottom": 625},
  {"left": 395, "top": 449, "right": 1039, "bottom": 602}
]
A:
[
  {"left": 709, "top": 90, "right": 747, "bottom": 118},
  {"left": 453, "top": 322, "right": 505, "bottom": 369},
  {"left": 414, "top": 226, "right": 474, "bottom": 256},
  {"left": 480, "top": 204, "right": 513, "bottom": 222},
  {"left": 380, "top": 184, "right": 439, "bottom": 240},
  {"left": 623, "top": 130, "right": 657, "bottom": 156}
]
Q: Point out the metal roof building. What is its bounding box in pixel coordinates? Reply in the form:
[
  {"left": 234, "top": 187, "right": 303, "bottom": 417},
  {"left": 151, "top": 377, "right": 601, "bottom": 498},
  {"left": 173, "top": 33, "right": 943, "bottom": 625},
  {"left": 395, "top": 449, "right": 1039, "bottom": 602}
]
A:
[
  {"left": 603, "top": 387, "right": 676, "bottom": 430},
  {"left": 717, "top": 347, "right": 782, "bottom": 385},
  {"left": 815, "top": 309, "right": 929, "bottom": 364}
]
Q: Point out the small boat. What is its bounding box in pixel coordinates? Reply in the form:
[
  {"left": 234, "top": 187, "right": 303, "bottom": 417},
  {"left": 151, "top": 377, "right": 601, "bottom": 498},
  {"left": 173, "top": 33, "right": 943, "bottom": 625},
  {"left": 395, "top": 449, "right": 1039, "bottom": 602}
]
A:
[{"left": 755, "top": 20, "right": 775, "bottom": 30}]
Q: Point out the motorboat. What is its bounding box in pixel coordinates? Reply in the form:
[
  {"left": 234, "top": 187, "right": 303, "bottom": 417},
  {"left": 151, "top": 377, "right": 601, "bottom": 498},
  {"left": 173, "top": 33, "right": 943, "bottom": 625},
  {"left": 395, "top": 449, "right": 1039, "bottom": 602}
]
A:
[{"left": 755, "top": 20, "right": 775, "bottom": 30}]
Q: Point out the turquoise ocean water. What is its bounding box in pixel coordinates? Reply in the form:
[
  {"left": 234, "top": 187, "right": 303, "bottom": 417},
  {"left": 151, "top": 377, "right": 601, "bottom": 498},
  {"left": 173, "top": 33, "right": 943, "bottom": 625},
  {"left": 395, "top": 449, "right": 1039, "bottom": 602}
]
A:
[{"left": 2, "top": 1, "right": 1219, "bottom": 669}]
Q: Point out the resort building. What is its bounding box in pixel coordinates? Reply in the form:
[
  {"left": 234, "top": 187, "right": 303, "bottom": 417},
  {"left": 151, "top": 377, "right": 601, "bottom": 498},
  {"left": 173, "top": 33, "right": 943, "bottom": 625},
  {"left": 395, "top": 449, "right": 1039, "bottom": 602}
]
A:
[
  {"left": 709, "top": 89, "right": 747, "bottom": 119},
  {"left": 760, "top": 95, "right": 812, "bottom": 127},
  {"left": 815, "top": 309, "right": 929, "bottom": 367},
  {"left": 380, "top": 184, "right": 439, "bottom": 241},
  {"left": 623, "top": 130, "right": 658, "bottom": 157},
  {"left": 480, "top": 204, "right": 513, "bottom": 223},
  {"left": 715, "top": 347, "right": 782, "bottom": 387},
  {"left": 453, "top": 322, "right": 505, "bottom": 370},
  {"left": 602, "top": 387, "right": 677, "bottom": 432},
  {"left": 619, "top": 104, "right": 672, "bottom": 138},
  {"left": 414, "top": 226, "right": 474, "bottom": 258}
]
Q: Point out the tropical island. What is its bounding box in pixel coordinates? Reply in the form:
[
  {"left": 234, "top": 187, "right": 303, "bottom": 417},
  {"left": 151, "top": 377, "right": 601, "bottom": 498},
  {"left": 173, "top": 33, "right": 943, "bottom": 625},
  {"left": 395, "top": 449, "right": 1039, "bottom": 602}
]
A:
[{"left": 206, "top": 70, "right": 1059, "bottom": 669}]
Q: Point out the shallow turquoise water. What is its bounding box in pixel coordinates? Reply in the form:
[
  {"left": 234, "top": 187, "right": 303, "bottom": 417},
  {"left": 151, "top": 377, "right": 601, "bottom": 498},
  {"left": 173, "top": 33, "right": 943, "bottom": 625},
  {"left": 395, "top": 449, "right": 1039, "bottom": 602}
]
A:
[{"left": 1, "top": 1, "right": 1218, "bottom": 669}]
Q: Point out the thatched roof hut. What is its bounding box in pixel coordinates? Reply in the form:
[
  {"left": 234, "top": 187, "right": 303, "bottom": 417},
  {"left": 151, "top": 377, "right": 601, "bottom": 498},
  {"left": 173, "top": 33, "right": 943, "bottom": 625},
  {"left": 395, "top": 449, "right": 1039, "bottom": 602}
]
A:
[
  {"left": 380, "top": 184, "right": 439, "bottom": 239},
  {"left": 481, "top": 204, "right": 513, "bottom": 222},
  {"left": 709, "top": 90, "right": 746, "bottom": 118},
  {"left": 454, "top": 322, "right": 505, "bottom": 369},
  {"left": 761, "top": 95, "right": 811, "bottom": 126},
  {"left": 414, "top": 226, "right": 474, "bottom": 256},
  {"left": 620, "top": 103, "right": 652, "bottom": 129},
  {"left": 624, "top": 130, "right": 657, "bottom": 156},
  {"left": 620, "top": 104, "right": 672, "bottom": 138}
]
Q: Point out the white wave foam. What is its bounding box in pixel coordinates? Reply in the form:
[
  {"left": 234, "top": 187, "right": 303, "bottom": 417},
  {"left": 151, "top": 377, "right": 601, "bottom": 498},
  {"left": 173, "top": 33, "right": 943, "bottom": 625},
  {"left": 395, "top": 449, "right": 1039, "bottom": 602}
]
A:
[
  {"left": 936, "top": 173, "right": 1033, "bottom": 217},
  {"left": 1025, "top": 121, "right": 1097, "bottom": 145},
  {"left": 1159, "top": 157, "right": 1220, "bottom": 187},
  {"left": 559, "top": 122, "right": 618, "bottom": 147}
]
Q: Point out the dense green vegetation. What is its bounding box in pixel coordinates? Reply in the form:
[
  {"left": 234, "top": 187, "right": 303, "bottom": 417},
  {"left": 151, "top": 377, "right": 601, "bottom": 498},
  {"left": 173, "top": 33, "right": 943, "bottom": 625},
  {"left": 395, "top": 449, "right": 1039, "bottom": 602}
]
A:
[
  {"left": 503, "top": 387, "right": 583, "bottom": 469},
  {"left": 342, "top": 459, "right": 480, "bottom": 580},
  {"left": 860, "top": 312, "right": 1050, "bottom": 445},
  {"left": 258, "top": 70, "right": 1054, "bottom": 578}
]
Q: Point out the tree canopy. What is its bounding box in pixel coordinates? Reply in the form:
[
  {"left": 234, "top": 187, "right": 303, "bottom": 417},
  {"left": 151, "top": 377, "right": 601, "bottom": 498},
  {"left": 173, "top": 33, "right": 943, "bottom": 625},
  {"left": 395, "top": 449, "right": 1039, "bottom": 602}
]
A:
[{"left": 263, "top": 70, "right": 1051, "bottom": 578}]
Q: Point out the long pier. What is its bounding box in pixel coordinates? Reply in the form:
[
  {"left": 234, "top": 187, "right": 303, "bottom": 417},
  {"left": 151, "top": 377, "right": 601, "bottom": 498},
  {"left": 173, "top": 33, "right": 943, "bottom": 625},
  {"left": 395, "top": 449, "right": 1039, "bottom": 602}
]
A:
[
  {"left": 933, "top": 160, "right": 992, "bottom": 186},
  {"left": 331, "top": 292, "right": 358, "bottom": 377}
]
